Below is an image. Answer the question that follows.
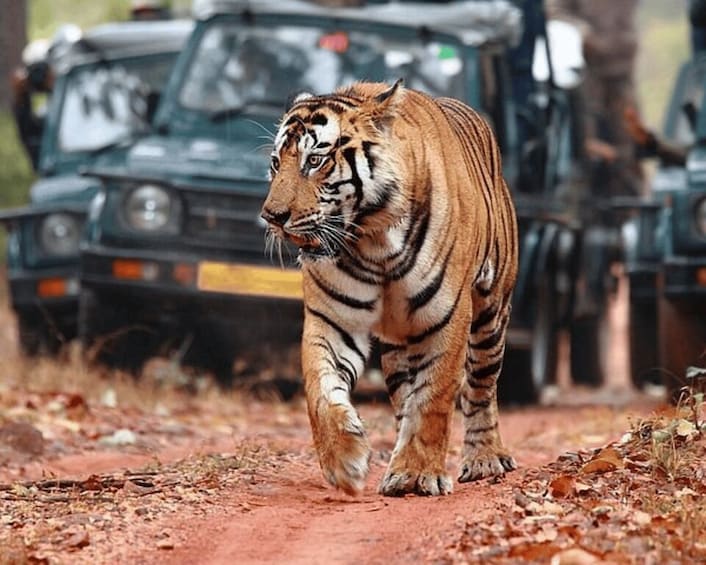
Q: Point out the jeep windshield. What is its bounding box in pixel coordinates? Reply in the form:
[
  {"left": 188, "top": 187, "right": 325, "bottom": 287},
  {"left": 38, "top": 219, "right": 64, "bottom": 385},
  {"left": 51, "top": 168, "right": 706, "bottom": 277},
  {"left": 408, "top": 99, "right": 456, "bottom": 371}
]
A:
[
  {"left": 57, "top": 53, "right": 176, "bottom": 153},
  {"left": 177, "top": 20, "right": 466, "bottom": 122}
]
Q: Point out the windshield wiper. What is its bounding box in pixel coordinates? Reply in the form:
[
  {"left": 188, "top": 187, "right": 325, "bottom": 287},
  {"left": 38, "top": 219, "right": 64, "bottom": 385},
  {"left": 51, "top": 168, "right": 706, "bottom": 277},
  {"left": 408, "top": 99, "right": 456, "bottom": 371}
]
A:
[{"left": 209, "top": 99, "right": 284, "bottom": 122}]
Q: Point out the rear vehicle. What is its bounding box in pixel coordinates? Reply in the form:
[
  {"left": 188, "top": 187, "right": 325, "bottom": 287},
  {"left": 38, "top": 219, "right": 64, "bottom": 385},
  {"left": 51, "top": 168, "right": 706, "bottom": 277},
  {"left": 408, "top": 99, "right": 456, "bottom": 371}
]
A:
[
  {"left": 79, "top": 0, "right": 608, "bottom": 401},
  {"left": 624, "top": 52, "right": 706, "bottom": 399},
  {"left": 79, "top": 0, "right": 525, "bottom": 377},
  {"left": 0, "top": 20, "right": 192, "bottom": 356}
]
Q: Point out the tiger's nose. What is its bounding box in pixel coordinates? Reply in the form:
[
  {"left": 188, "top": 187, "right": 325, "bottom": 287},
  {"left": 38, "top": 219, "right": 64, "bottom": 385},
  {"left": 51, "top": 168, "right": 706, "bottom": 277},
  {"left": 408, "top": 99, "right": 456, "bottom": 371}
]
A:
[{"left": 261, "top": 208, "right": 291, "bottom": 228}]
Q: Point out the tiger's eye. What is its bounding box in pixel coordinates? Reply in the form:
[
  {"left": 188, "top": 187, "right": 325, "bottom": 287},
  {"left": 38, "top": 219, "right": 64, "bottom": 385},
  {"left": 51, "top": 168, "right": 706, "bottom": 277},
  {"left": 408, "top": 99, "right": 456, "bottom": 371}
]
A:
[
  {"left": 271, "top": 155, "right": 280, "bottom": 173},
  {"left": 307, "top": 154, "right": 324, "bottom": 168}
]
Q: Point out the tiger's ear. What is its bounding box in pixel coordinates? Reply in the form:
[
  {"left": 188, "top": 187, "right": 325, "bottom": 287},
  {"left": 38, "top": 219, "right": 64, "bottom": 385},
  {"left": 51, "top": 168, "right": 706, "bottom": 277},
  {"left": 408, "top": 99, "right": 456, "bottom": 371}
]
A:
[
  {"left": 375, "top": 78, "right": 404, "bottom": 105},
  {"left": 286, "top": 91, "right": 315, "bottom": 111},
  {"left": 370, "top": 79, "right": 404, "bottom": 129}
]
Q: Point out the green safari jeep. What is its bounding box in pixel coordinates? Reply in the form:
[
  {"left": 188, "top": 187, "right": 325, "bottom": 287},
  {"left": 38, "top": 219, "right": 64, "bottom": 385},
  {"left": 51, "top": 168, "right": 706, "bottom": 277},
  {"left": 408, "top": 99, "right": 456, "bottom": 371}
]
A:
[
  {"left": 624, "top": 51, "right": 706, "bottom": 399},
  {"left": 0, "top": 19, "right": 192, "bottom": 356},
  {"left": 79, "top": 0, "right": 606, "bottom": 402},
  {"left": 78, "top": 0, "right": 529, "bottom": 378}
]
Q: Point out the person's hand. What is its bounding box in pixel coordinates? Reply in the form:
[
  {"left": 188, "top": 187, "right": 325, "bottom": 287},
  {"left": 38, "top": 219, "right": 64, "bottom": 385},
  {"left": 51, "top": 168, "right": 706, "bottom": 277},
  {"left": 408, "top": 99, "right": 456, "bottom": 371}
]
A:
[
  {"left": 11, "top": 67, "right": 29, "bottom": 98},
  {"left": 583, "top": 32, "right": 637, "bottom": 61},
  {"left": 585, "top": 137, "right": 618, "bottom": 162},
  {"left": 623, "top": 105, "right": 651, "bottom": 146}
]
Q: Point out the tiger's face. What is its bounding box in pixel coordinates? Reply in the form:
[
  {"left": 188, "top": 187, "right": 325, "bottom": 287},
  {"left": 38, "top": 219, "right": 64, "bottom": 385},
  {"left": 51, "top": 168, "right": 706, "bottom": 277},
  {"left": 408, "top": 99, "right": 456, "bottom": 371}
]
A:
[{"left": 261, "top": 82, "right": 404, "bottom": 261}]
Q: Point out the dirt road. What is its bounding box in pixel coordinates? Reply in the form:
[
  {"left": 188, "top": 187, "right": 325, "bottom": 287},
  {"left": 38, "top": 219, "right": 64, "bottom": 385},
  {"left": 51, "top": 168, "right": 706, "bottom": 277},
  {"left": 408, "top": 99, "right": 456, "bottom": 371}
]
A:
[
  {"left": 2, "top": 287, "right": 703, "bottom": 564},
  {"left": 0, "top": 369, "right": 666, "bottom": 564}
]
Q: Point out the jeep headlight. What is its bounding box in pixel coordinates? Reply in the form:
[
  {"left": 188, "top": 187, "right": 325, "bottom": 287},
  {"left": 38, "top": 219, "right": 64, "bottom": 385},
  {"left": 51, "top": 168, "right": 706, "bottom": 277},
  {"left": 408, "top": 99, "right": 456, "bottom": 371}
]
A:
[
  {"left": 123, "top": 184, "right": 179, "bottom": 233},
  {"left": 38, "top": 213, "right": 81, "bottom": 256},
  {"left": 696, "top": 198, "right": 706, "bottom": 237}
]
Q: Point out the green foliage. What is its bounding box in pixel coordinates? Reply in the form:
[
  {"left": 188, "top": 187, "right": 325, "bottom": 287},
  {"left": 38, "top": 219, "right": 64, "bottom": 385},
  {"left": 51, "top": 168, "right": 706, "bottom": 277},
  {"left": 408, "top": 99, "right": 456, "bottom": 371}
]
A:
[
  {"left": 0, "top": 113, "right": 33, "bottom": 208},
  {"left": 0, "top": 0, "right": 141, "bottom": 208},
  {"left": 28, "top": 0, "right": 192, "bottom": 40},
  {"left": 637, "top": 0, "right": 690, "bottom": 130},
  {"left": 29, "top": 0, "right": 131, "bottom": 40},
  {"left": 0, "top": 0, "right": 139, "bottom": 211}
]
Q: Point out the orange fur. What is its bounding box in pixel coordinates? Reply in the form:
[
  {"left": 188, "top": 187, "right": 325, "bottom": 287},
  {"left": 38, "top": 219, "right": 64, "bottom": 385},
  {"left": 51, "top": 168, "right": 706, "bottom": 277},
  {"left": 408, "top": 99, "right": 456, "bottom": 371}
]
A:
[{"left": 262, "top": 81, "right": 518, "bottom": 496}]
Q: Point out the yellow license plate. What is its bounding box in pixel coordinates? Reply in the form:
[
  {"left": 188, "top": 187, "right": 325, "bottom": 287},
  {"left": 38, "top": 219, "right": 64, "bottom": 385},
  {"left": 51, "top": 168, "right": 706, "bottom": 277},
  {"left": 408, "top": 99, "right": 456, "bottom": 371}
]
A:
[{"left": 197, "top": 262, "right": 303, "bottom": 300}]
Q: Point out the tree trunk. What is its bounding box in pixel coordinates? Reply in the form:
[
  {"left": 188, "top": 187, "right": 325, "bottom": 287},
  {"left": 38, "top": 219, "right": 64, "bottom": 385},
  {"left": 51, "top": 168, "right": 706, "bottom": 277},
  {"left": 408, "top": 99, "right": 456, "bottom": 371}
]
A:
[{"left": 0, "top": 0, "right": 27, "bottom": 112}]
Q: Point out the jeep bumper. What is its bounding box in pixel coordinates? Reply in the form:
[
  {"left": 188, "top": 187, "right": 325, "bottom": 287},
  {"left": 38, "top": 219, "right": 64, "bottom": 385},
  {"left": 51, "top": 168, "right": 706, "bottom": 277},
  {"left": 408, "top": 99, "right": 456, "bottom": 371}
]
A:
[
  {"left": 661, "top": 259, "right": 706, "bottom": 299},
  {"left": 80, "top": 246, "right": 304, "bottom": 345}
]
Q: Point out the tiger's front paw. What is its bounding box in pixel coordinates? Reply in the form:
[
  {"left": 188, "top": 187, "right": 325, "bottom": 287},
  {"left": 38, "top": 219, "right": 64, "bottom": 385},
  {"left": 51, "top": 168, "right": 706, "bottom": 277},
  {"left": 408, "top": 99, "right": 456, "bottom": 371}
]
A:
[
  {"left": 380, "top": 469, "right": 453, "bottom": 497},
  {"left": 314, "top": 404, "right": 371, "bottom": 495},
  {"left": 458, "top": 447, "right": 516, "bottom": 483}
]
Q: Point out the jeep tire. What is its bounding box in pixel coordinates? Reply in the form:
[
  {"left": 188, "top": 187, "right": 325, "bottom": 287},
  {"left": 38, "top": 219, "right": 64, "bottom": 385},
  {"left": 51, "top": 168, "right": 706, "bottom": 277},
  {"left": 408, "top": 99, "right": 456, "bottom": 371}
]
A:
[
  {"left": 658, "top": 295, "right": 706, "bottom": 403},
  {"left": 78, "top": 288, "right": 156, "bottom": 374},
  {"left": 570, "top": 312, "right": 608, "bottom": 387},
  {"left": 628, "top": 295, "right": 660, "bottom": 389},
  {"left": 16, "top": 309, "right": 63, "bottom": 357}
]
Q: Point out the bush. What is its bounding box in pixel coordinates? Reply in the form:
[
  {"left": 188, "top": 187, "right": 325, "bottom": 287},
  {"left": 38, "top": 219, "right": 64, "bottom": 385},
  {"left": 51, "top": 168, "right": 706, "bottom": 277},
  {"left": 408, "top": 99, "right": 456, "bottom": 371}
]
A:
[{"left": 0, "top": 112, "right": 33, "bottom": 209}]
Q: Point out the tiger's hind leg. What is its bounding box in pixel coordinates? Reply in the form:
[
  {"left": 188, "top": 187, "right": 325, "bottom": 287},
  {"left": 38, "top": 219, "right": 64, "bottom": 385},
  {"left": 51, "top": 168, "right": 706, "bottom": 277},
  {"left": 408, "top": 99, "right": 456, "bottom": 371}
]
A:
[{"left": 458, "top": 295, "right": 516, "bottom": 482}]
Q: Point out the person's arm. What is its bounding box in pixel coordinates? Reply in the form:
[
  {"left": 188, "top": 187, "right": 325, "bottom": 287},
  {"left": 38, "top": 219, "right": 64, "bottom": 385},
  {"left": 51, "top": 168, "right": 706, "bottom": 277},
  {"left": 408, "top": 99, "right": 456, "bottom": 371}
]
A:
[
  {"left": 624, "top": 106, "right": 688, "bottom": 167},
  {"left": 11, "top": 66, "right": 43, "bottom": 169},
  {"left": 544, "top": 0, "right": 592, "bottom": 36}
]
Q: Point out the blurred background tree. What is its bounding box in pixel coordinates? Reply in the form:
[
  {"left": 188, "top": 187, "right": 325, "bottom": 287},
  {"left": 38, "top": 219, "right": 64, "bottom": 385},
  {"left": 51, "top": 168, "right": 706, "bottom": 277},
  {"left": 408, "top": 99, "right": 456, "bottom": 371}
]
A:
[
  {"left": 0, "top": 0, "right": 27, "bottom": 112},
  {"left": 638, "top": 0, "right": 690, "bottom": 131}
]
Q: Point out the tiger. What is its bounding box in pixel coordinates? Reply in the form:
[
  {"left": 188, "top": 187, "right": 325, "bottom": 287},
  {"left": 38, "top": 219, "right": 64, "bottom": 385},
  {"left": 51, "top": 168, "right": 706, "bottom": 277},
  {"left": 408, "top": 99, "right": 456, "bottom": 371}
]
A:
[{"left": 261, "top": 80, "right": 518, "bottom": 497}]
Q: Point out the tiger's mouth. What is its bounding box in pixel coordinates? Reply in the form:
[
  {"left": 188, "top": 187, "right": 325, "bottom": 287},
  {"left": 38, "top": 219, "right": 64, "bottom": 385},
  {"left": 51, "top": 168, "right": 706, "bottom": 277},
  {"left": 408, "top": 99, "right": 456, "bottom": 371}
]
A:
[
  {"left": 278, "top": 232, "right": 335, "bottom": 260},
  {"left": 300, "top": 244, "right": 331, "bottom": 260},
  {"left": 270, "top": 217, "right": 350, "bottom": 261},
  {"left": 284, "top": 232, "right": 313, "bottom": 248}
]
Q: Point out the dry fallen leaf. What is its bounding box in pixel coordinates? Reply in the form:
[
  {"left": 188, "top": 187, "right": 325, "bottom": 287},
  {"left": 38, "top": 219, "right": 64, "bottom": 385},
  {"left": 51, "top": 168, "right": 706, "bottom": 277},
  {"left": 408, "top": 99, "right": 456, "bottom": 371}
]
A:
[
  {"left": 579, "top": 459, "right": 616, "bottom": 475},
  {"left": 580, "top": 447, "right": 624, "bottom": 475},
  {"left": 508, "top": 541, "right": 562, "bottom": 561},
  {"left": 549, "top": 475, "right": 575, "bottom": 499},
  {"left": 675, "top": 419, "right": 697, "bottom": 439},
  {"left": 82, "top": 475, "right": 103, "bottom": 491}
]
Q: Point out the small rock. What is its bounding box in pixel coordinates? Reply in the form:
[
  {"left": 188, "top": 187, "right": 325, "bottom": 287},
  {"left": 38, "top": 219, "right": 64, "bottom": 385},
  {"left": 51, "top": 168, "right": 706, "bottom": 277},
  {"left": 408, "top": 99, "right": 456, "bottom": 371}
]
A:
[
  {"left": 101, "top": 388, "right": 118, "bottom": 408},
  {"left": 557, "top": 452, "right": 582, "bottom": 463},
  {"left": 65, "top": 530, "right": 90, "bottom": 549},
  {"left": 46, "top": 400, "right": 65, "bottom": 414},
  {"left": 591, "top": 505, "right": 612, "bottom": 516},
  {"left": 514, "top": 490, "right": 532, "bottom": 508},
  {"left": 632, "top": 510, "right": 652, "bottom": 526},
  {"left": 550, "top": 547, "right": 599, "bottom": 565},
  {"left": 99, "top": 429, "right": 137, "bottom": 446},
  {"left": 0, "top": 421, "right": 45, "bottom": 455},
  {"left": 156, "top": 539, "right": 174, "bottom": 550},
  {"left": 122, "top": 479, "right": 156, "bottom": 495}
]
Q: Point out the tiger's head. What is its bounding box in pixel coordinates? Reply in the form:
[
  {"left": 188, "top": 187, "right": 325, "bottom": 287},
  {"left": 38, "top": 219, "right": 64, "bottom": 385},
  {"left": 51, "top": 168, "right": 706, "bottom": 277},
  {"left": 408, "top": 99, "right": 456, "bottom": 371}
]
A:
[{"left": 261, "top": 80, "right": 406, "bottom": 261}]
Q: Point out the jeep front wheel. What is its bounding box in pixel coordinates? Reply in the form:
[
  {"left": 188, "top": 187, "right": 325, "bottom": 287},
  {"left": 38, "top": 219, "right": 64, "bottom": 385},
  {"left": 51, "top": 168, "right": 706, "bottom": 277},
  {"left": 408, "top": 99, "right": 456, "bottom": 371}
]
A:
[
  {"left": 629, "top": 295, "right": 659, "bottom": 389},
  {"left": 570, "top": 311, "right": 609, "bottom": 387},
  {"left": 78, "top": 288, "right": 156, "bottom": 374},
  {"left": 658, "top": 295, "right": 706, "bottom": 403},
  {"left": 16, "top": 309, "right": 63, "bottom": 357}
]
